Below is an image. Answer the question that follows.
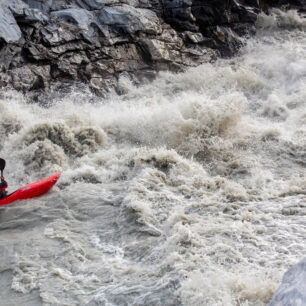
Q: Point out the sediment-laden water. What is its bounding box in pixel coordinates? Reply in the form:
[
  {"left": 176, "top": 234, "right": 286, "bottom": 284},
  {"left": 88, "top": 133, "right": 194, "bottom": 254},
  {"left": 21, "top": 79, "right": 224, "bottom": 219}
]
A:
[{"left": 0, "top": 10, "right": 305, "bottom": 306}]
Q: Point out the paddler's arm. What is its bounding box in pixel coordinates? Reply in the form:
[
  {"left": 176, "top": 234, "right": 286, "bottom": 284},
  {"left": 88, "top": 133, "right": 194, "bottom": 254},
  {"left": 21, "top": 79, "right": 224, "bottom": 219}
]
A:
[{"left": 0, "top": 176, "right": 7, "bottom": 189}]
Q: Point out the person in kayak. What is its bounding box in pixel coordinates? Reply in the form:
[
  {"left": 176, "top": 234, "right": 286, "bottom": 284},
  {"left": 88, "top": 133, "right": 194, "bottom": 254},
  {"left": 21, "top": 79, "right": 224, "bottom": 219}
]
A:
[
  {"left": 0, "top": 176, "right": 8, "bottom": 200},
  {"left": 0, "top": 158, "right": 7, "bottom": 200}
]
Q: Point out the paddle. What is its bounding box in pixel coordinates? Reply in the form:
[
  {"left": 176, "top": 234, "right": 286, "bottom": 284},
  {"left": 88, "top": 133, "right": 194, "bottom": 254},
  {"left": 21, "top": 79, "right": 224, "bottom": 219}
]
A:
[{"left": 0, "top": 158, "right": 5, "bottom": 178}]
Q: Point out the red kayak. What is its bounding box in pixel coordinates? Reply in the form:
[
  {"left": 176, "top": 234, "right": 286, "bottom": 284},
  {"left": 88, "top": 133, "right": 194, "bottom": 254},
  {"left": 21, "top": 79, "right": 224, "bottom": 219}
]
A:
[{"left": 0, "top": 173, "right": 61, "bottom": 206}]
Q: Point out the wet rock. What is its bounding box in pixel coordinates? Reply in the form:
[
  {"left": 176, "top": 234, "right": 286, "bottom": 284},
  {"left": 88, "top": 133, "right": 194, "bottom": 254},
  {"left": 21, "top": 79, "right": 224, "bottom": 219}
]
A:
[
  {"left": 22, "top": 0, "right": 59, "bottom": 12},
  {"left": 0, "top": 3, "right": 22, "bottom": 43},
  {"left": 181, "top": 31, "right": 206, "bottom": 44},
  {"left": 211, "top": 26, "right": 245, "bottom": 57},
  {"left": 83, "top": 0, "right": 113, "bottom": 9},
  {"left": 10, "top": 65, "right": 50, "bottom": 91},
  {"left": 89, "top": 75, "right": 118, "bottom": 96},
  {"left": 21, "top": 8, "right": 49, "bottom": 23},
  {"left": 269, "top": 257, "right": 306, "bottom": 306},
  {"left": 0, "top": 0, "right": 302, "bottom": 96},
  {"left": 99, "top": 5, "right": 162, "bottom": 35},
  {"left": 139, "top": 39, "right": 170, "bottom": 61},
  {"left": 50, "top": 8, "right": 97, "bottom": 38},
  {"left": 4, "top": 0, "right": 28, "bottom": 16}
]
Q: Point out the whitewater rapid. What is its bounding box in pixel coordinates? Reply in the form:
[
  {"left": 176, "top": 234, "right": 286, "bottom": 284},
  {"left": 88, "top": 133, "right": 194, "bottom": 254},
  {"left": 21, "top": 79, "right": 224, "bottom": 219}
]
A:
[{"left": 0, "top": 10, "right": 305, "bottom": 305}]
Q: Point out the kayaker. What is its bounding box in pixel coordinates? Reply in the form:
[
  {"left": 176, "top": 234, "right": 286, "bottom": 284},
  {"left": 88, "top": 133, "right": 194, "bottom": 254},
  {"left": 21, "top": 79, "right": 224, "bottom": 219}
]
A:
[
  {"left": 0, "top": 158, "right": 7, "bottom": 200},
  {"left": 0, "top": 176, "right": 8, "bottom": 200}
]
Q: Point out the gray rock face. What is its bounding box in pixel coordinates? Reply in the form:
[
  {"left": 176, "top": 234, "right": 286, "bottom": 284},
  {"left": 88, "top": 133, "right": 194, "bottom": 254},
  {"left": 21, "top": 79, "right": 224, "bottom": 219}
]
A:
[
  {"left": 0, "top": 0, "right": 303, "bottom": 96},
  {"left": 3, "top": 0, "right": 28, "bottom": 16},
  {"left": 0, "top": 3, "right": 22, "bottom": 43},
  {"left": 269, "top": 257, "right": 306, "bottom": 306},
  {"left": 99, "top": 5, "right": 162, "bottom": 35},
  {"left": 51, "top": 8, "right": 97, "bottom": 38}
]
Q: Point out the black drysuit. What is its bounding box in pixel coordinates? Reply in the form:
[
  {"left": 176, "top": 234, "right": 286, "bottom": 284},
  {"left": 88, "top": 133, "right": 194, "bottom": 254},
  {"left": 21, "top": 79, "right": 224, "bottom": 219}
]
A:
[{"left": 0, "top": 179, "right": 8, "bottom": 200}]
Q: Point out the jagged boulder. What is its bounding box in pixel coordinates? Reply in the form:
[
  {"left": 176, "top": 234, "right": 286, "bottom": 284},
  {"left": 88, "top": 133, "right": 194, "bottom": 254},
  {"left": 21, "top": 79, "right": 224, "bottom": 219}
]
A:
[
  {"left": 0, "top": 3, "right": 22, "bottom": 43},
  {"left": 99, "top": 5, "right": 163, "bottom": 35},
  {"left": 269, "top": 258, "right": 306, "bottom": 306}
]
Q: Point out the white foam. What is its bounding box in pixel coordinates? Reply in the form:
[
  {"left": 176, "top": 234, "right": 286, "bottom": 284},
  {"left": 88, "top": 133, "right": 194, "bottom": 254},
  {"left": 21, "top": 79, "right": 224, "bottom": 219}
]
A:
[{"left": 0, "top": 12, "right": 305, "bottom": 305}]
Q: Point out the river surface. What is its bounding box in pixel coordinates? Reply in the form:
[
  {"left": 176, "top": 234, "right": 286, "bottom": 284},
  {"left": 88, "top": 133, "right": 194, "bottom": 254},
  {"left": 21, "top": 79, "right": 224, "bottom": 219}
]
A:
[{"left": 0, "top": 10, "right": 305, "bottom": 306}]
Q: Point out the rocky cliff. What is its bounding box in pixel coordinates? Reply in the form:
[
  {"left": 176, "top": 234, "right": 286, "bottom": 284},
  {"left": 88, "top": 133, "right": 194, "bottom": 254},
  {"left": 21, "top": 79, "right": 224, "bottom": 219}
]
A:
[{"left": 0, "top": 0, "right": 304, "bottom": 97}]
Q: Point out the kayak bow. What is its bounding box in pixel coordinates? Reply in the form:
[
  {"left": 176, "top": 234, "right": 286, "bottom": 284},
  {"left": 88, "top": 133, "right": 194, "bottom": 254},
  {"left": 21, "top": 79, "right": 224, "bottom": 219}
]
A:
[{"left": 0, "top": 173, "right": 61, "bottom": 206}]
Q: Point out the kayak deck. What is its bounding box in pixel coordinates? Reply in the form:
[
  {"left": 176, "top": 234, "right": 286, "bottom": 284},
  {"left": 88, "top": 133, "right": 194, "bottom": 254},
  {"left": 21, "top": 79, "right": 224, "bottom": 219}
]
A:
[{"left": 0, "top": 173, "right": 61, "bottom": 206}]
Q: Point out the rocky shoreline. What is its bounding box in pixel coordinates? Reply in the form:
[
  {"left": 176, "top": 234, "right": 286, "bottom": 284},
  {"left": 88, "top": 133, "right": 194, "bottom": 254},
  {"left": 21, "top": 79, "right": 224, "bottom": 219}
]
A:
[{"left": 0, "top": 0, "right": 304, "bottom": 97}]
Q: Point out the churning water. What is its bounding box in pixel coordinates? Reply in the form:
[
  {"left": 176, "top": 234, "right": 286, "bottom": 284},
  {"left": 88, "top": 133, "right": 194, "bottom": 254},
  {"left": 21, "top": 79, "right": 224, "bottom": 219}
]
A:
[{"left": 0, "top": 10, "right": 305, "bottom": 306}]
